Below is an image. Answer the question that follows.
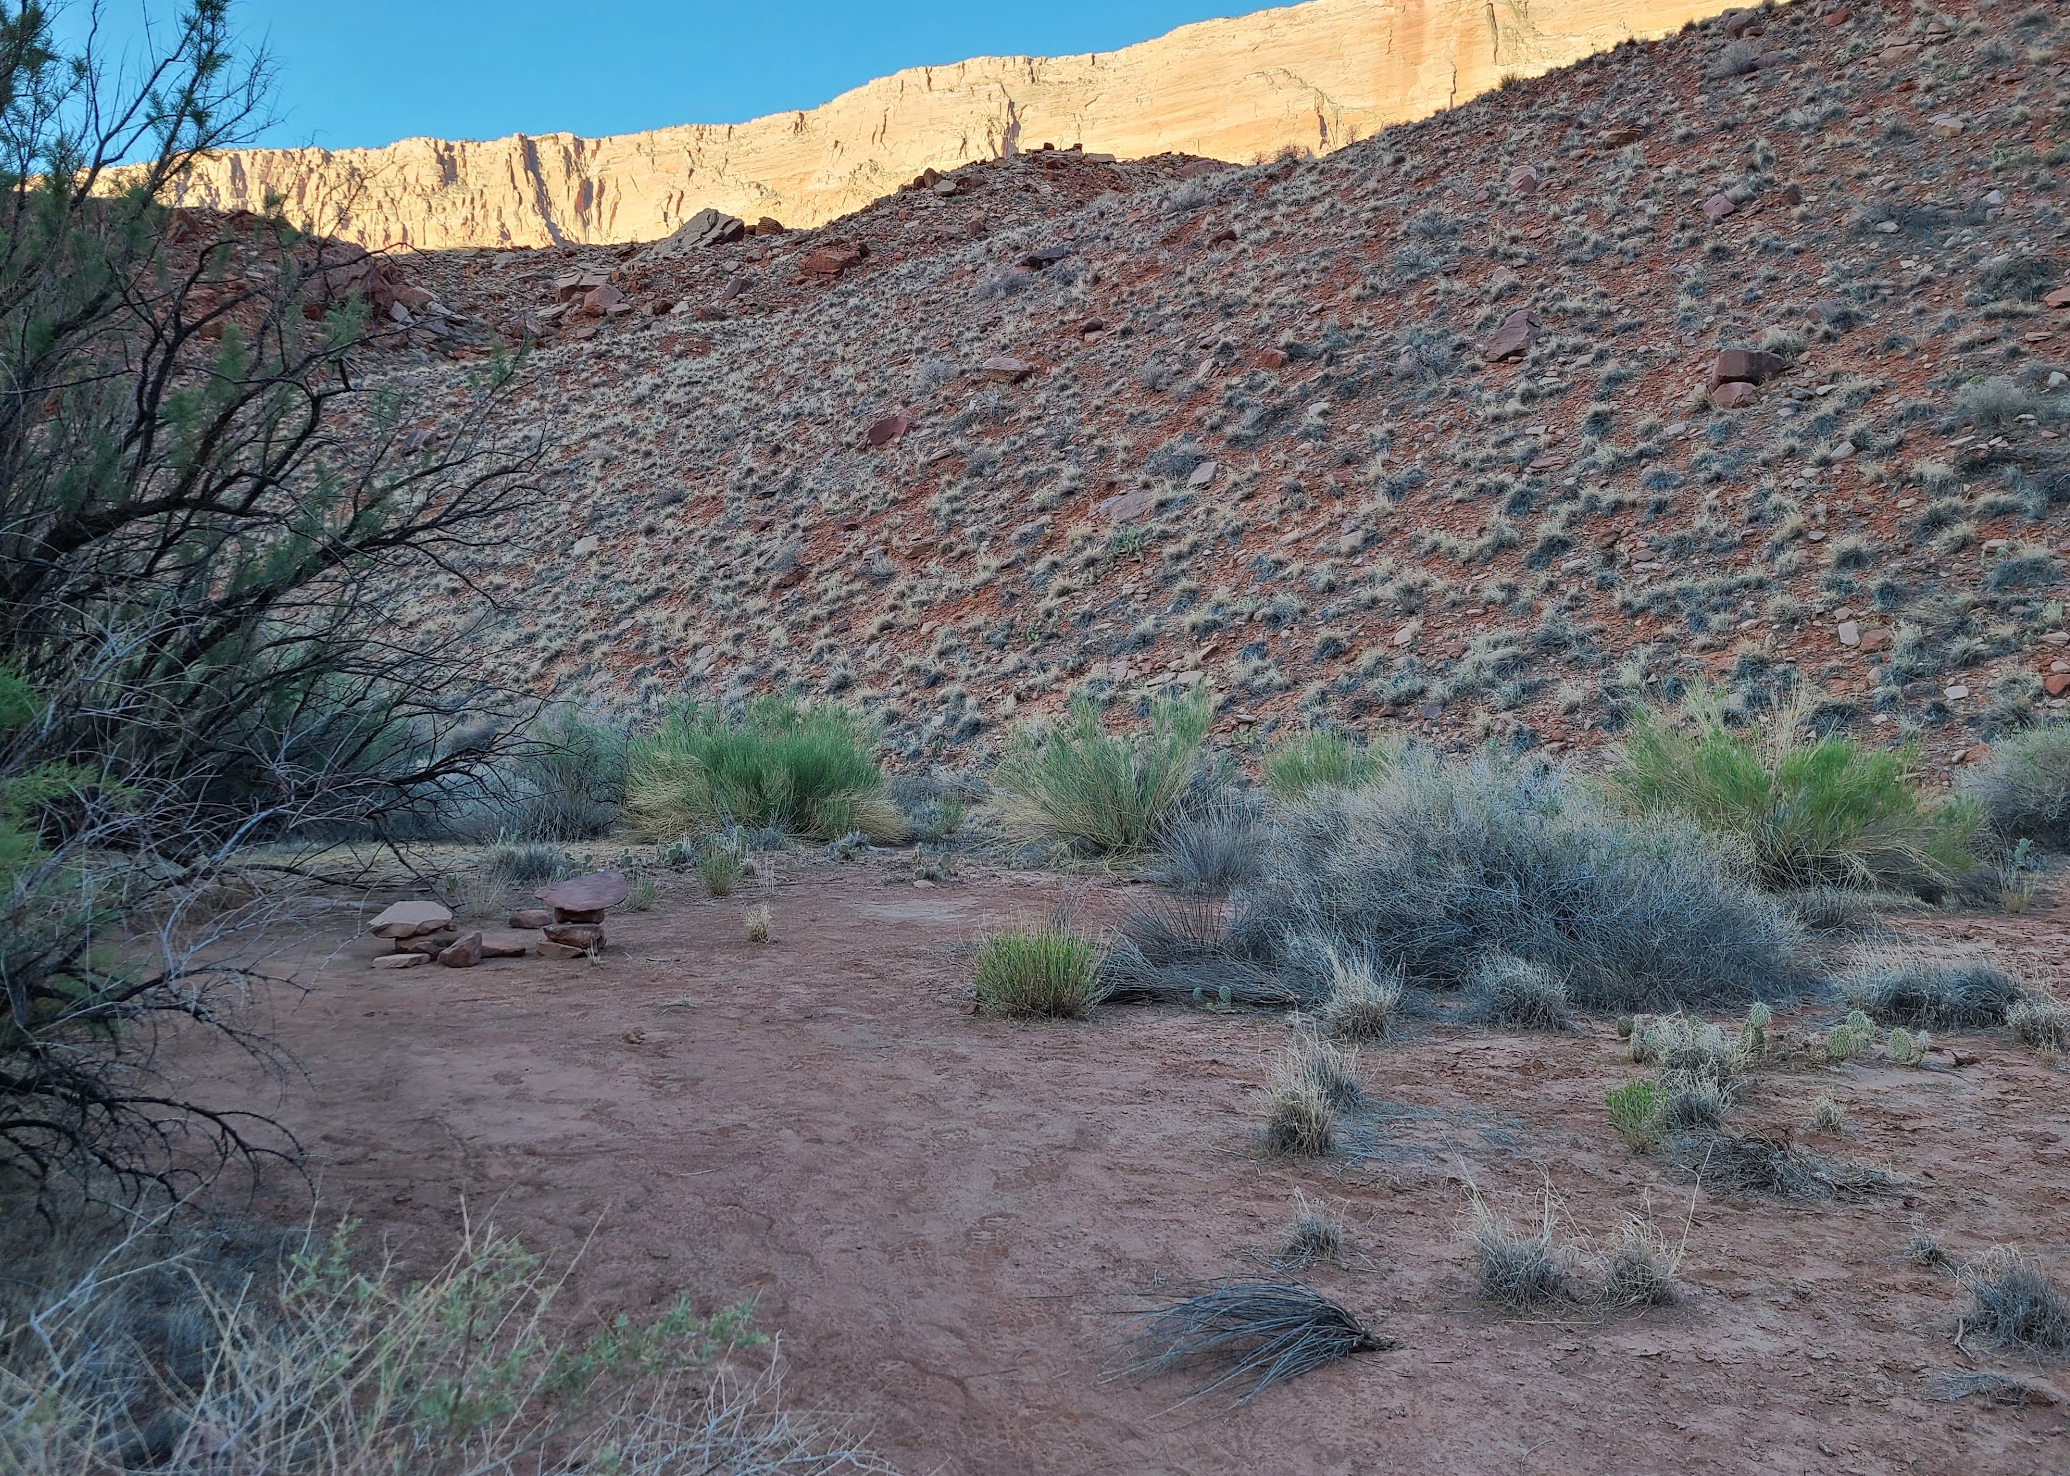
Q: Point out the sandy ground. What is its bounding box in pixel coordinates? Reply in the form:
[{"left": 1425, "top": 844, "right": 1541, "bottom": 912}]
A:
[{"left": 181, "top": 858, "right": 2070, "bottom": 1475}]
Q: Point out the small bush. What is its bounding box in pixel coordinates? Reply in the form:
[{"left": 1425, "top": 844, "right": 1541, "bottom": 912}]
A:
[
  {"left": 972, "top": 926, "right": 1103, "bottom": 1018},
  {"left": 624, "top": 698, "right": 906, "bottom": 845},
  {"left": 2010, "top": 992, "right": 2070, "bottom": 1052},
  {"left": 1266, "top": 1190, "right": 1346, "bottom": 1269},
  {"left": 1465, "top": 1192, "right": 1569, "bottom": 1310},
  {"left": 1103, "top": 898, "right": 1296, "bottom": 1008},
  {"left": 990, "top": 690, "right": 1212, "bottom": 860},
  {"left": 1838, "top": 948, "right": 2023, "bottom": 1029},
  {"left": 486, "top": 840, "right": 574, "bottom": 884},
  {"left": 699, "top": 847, "right": 746, "bottom": 897},
  {"left": 1606, "top": 1078, "right": 1667, "bottom": 1151},
  {"left": 1808, "top": 1094, "right": 1846, "bottom": 1132},
  {"left": 1261, "top": 729, "right": 1397, "bottom": 799},
  {"left": 1963, "top": 724, "right": 2070, "bottom": 848},
  {"left": 1466, "top": 953, "right": 1573, "bottom": 1030},
  {"left": 1264, "top": 1045, "right": 1338, "bottom": 1156},
  {"left": 743, "top": 904, "right": 773, "bottom": 944},
  {"left": 1963, "top": 1250, "right": 2070, "bottom": 1354},
  {"left": 1154, "top": 793, "right": 1266, "bottom": 893},
  {"left": 1665, "top": 1079, "right": 1729, "bottom": 1133},
  {"left": 1956, "top": 375, "right": 2034, "bottom": 430},
  {"left": 1595, "top": 1213, "right": 1681, "bottom": 1310},
  {"left": 1611, "top": 706, "right": 1982, "bottom": 897},
  {"left": 1235, "top": 754, "right": 1801, "bottom": 1012},
  {"left": 1315, "top": 948, "right": 1404, "bottom": 1041},
  {"left": 1295, "top": 1032, "right": 1365, "bottom": 1113},
  {"left": 1671, "top": 1130, "right": 1892, "bottom": 1200}
]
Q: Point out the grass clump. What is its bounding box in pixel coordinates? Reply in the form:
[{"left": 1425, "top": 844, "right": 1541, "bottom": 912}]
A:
[
  {"left": 1962, "top": 1249, "right": 2070, "bottom": 1355},
  {"left": 1466, "top": 953, "right": 1573, "bottom": 1031},
  {"left": 1115, "top": 1280, "right": 1396, "bottom": 1406},
  {"left": 743, "top": 904, "right": 773, "bottom": 944},
  {"left": 1962, "top": 723, "right": 2070, "bottom": 848},
  {"left": 1807, "top": 1094, "right": 1847, "bottom": 1132},
  {"left": 1153, "top": 794, "right": 1265, "bottom": 893},
  {"left": 1261, "top": 728, "right": 1397, "bottom": 799},
  {"left": 2009, "top": 991, "right": 2070, "bottom": 1052},
  {"left": 1264, "top": 1191, "right": 1347, "bottom": 1270},
  {"left": 1605, "top": 1078, "right": 1667, "bottom": 1151},
  {"left": 1314, "top": 948, "right": 1404, "bottom": 1041},
  {"left": 1464, "top": 1192, "right": 1569, "bottom": 1310},
  {"left": 1611, "top": 704, "right": 1982, "bottom": 898},
  {"left": 1235, "top": 754, "right": 1801, "bottom": 1012},
  {"left": 699, "top": 846, "right": 747, "bottom": 897},
  {"left": 1838, "top": 948, "right": 2023, "bottom": 1028},
  {"left": 990, "top": 690, "right": 1212, "bottom": 860},
  {"left": 624, "top": 698, "right": 907, "bottom": 845},
  {"left": 1595, "top": 1213, "right": 1682, "bottom": 1310},
  {"left": 971, "top": 925, "right": 1103, "bottom": 1018},
  {"left": 1263, "top": 1044, "right": 1340, "bottom": 1156}
]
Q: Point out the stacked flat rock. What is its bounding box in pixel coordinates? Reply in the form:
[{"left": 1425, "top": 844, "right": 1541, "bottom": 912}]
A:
[
  {"left": 530, "top": 869, "right": 628, "bottom": 958},
  {"left": 368, "top": 901, "right": 454, "bottom": 968}
]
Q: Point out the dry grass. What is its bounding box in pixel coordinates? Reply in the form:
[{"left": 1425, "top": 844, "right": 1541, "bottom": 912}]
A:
[{"left": 1114, "top": 1280, "right": 1397, "bottom": 1407}]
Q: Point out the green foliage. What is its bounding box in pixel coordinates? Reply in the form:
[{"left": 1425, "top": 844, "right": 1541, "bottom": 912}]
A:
[
  {"left": 1611, "top": 706, "right": 1982, "bottom": 897},
  {"left": 1261, "top": 728, "right": 1397, "bottom": 799},
  {"left": 1605, "top": 1078, "right": 1667, "bottom": 1151},
  {"left": 971, "top": 926, "right": 1104, "bottom": 1018},
  {"left": 623, "top": 698, "right": 905, "bottom": 845},
  {"left": 502, "top": 709, "right": 626, "bottom": 840},
  {"left": 697, "top": 846, "right": 745, "bottom": 898},
  {"left": 989, "top": 690, "right": 1212, "bottom": 859}
]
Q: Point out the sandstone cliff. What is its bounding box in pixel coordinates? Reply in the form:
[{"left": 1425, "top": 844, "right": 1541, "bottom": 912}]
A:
[{"left": 153, "top": 0, "right": 1752, "bottom": 249}]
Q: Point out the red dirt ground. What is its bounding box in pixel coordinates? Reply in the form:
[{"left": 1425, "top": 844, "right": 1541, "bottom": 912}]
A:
[{"left": 184, "top": 860, "right": 2070, "bottom": 1475}]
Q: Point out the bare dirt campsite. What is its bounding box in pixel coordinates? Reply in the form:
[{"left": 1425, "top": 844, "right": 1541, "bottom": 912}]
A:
[
  {"left": 8, "top": 0, "right": 2070, "bottom": 1473},
  {"left": 163, "top": 850, "right": 2066, "bottom": 1476}
]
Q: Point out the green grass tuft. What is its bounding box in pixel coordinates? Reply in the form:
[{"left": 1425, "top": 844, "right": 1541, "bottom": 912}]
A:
[
  {"left": 1261, "top": 729, "right": 1397, "bottom": 799},
  {"left": 624, "top": 698, "right": 906, "bottom": 845},
  {"left": 989, "top": 690, "right": 1211, "bottom": 860},
  {"left": 1611, "top": 704, "right": 1981, "bottom": 898},
  {"left": 972, "top": 926, "right": 1104, "bottom": 1018}
]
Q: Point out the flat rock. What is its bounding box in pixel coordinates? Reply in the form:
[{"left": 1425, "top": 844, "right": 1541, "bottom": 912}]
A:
[
  {"left": 438, "top": 931, "right": 484, "bottom": 968},
  {"left": 797, "top": 241, "right": 869, "bottom": 279},
  {"left": 480, "top": 936, "right": 531, "bottom": 959},
  {"left": 1098, "top": 487, "right": 1159, "bottom": 522},
  {"left": 1701, "top": 193, "right": 1738, "bottom": 223},
  {"left": 1711, "top": 348, "right": 1788, "bottom": 387},
  {"left": 2046, "top": 286, "right": 2070, "bottom": 310},
  {"left": 370, "top": 900, "right": 454, "bottom": 939},
  {"left": 372, "top": 952, "right": 428, "bottom": 970},
  {"left": 398, "top": 932, "right": 457, "bottom": 957},
  {"left": 978, "top": 355, "right": 1035, "bottom": 383},
  {"left": 538, "top": 869, "right": 628, "bottom": 915},
  {"left": 536, "top": 940, "right": 588, "bottom": 961},
  {"left": 1186, "top": 459, "right": 1219, "bottom": 488},
  {"left": 1711, "top": 380, "right": 1759, "bottom": 409},
  {"left": 864, "top": 411, "right": 914, "bottom": 448},
  {"left": 1506, "top": 164, "right": 1541, "bottom": 194},
  {"left": 508, "top": 908, "right": 554, "bottom": 930},
  {"left": 544, "top": 922, "right": 605, "bottom": 949},
  {"left": 1483, "top": 309, "right": 1540, "bottom": 363}
]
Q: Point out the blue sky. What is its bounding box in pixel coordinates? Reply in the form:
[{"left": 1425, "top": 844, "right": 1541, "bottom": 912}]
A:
[{"left": 75, "top": 0, "right": 1266, "bottom": 151}]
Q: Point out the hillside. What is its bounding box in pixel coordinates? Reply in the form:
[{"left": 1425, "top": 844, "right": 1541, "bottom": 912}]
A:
[
  {"left": 375, "top": 0, "right": 2068, "bottom": 786},
  {"left": 157, "top": 0, "right": 1744, "bottom": 248}
]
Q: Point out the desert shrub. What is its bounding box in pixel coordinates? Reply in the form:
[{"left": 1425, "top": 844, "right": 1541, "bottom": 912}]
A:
[
  {"left": 1234, "top": 755, "right": 1801, "bottom": 1012},
  {"left": 489, "top": 709, "right": 626, "bottom": 840},
  {"left": 1264, "top": 1190, "right": 1346, "bottom": 1269},
  {"left": 1837, "top": 949, "right": 2023, "bottom": 1029},
  {"left": 1465, "top": 1193, "right": 1569, "bottom": 1309},
  {"left": 1963, "top": 724, "right": 2070, "bottom": 848},
  {"left": 1595, "top": 1214, "right": 1681, "bottom": 1309},
  {"left": 1261, "top": 729, "right": 1396, "bottom": 799},
  {"left": 1154, "top": 793, "right": 1266, "bottom": 893},
  {"left": 1102, "top": 898, "right": 1296, "bottom": 1007},
  {"left": 743, "top": 904, "right": 773, "bottom": 944},
  {"left": 1115, "top": 1280, "right": 1394, "bottom": 1406},
  {"left": 0, "top": 1214, "right": 889, "bottom": 1476},
  {"left": 1956, "top": 376, "right": 2033, "bottom": 430},
  {"left": 623, "top": 698, "right": 906, "bottom": 845},
  {"left": 1263, "top": 1044, "right": 1338, "bottom": 1155},
  {"left": 1664, "top": 1079, "right": 1729, "bottom": 1133},
  {"left": 989, "top": 690, "right": 1211, "bottom": 859},
  {"left": 1466, "top": 953, "right": 1573, "bottom": 1030},
  {"left": 1314, "top": 947, "right": 1404, "bottom": 1041},
  {"left": 1611, "top": 706, "right": 1982, "bottom": 897},
  {"left": 1670, "top": 1130, "right": 1893, "bottom": 1201},
  {"left": 972, "top": 925, "right": 1103, "bottom": 1018},
  {"left": 698, "top": 846, "right": 746, "bottom": 897},
  {"left": 1294, "top": 1032, "right": 1364, "bottom": 1112},
  {"left": 1630, "top": 1013, "right": 1748, "bottom": 1093},
  {"left": 1606, "top": 1077, "right": 1666, "bottom": 1151},
  {"left": 486, "top": 840, "right": 572, "bottom": 884},
  {"left": 2009, "top": 992, "right": 2070, "bottom": 1052},
  {"left": 1963, "top": 1250, "right": 2070, "bottom": 1354},
  {"left": 1807, "top": 1094, "right": 1846, "bottom": 1132}
]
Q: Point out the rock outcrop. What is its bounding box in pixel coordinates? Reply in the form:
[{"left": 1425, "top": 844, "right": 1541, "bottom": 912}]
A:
[{"left": 141, "top": 0, "right": 1753, "bottom": 249}]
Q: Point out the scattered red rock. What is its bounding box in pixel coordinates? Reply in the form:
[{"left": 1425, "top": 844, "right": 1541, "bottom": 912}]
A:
[
  {"left": 438, "top": 931, "right": 485, "bottom": 968},
  {"left": 978, "top": 355, "right": 1036, "bottom": 383},
  {"left": 1483, "top": 309, "right": 1539, "bottom": 362},
  {"left": 863, "top": 411, "right": 914, "bottom": 448},
  {"left": 797, "top": 241, "right": 869, "bottom": 279}
]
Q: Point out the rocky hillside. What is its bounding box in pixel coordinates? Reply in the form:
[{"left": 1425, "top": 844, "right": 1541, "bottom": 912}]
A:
[
  {"left": 377, "top": 0, "right": 2068, "bottom": 788},
  {"left": 156, "top": 0, "right": 1743, "bottom": 248}
]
